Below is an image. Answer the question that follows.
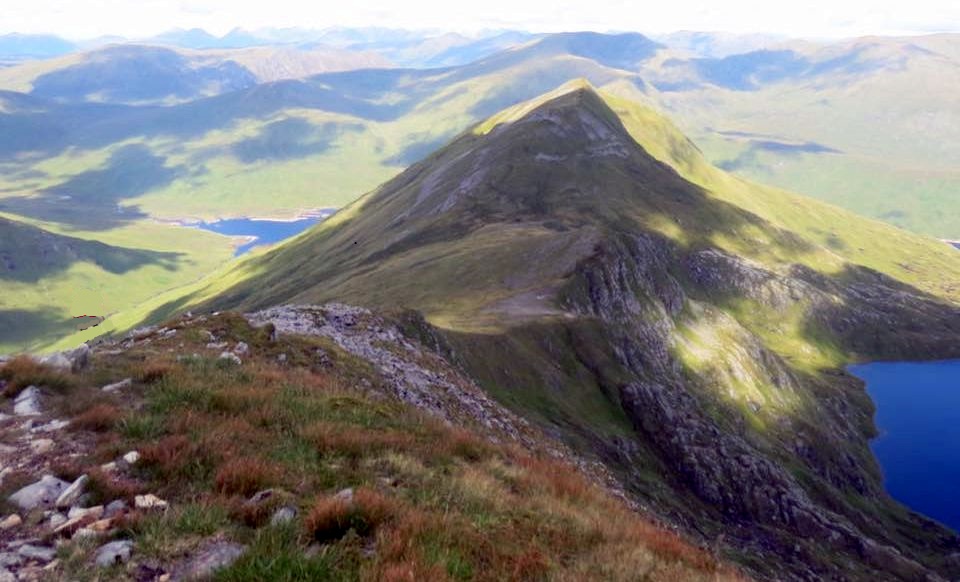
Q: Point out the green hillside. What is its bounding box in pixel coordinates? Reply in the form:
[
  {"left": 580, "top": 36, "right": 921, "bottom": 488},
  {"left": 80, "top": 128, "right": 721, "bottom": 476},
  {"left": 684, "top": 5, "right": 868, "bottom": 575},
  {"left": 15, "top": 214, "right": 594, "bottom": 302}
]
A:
[
  {"left": 646, "top": 35, "right": 960, "bottom": 237},
  {"left": 73, "top": 83, "right": 960, "bottom": 580},
  {"left": 0, "top": 214, "right": 233, "bottom": 353}
]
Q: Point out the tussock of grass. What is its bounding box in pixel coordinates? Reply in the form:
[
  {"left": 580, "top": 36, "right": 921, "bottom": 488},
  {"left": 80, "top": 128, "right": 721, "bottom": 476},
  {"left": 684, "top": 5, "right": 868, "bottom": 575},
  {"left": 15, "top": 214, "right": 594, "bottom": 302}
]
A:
[
  {"left": 0, "top": 355, "right": 73, "bottom": 396},
  {"left": 306, "top": 488, "right": 397, "bottom": 542},
  {"left": 215, "top": 458, "right": 280, "bottom": 497},
  {"left": 70, "top": 403, "right": 122, "bottom": 432}
]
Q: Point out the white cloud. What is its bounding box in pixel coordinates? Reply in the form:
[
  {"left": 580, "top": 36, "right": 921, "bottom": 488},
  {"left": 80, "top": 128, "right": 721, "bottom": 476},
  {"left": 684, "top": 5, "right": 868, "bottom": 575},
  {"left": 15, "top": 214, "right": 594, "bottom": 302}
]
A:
[{"left": 2, "top": 0, "right": 959, "bottom": 39}]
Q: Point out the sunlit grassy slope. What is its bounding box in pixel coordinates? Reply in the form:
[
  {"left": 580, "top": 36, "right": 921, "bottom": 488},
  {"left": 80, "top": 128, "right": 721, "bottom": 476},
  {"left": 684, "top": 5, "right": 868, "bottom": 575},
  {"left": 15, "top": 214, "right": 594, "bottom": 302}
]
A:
[
  {"left": 649, "top": 35, "right": 960, "bottom": 237},
  {"left": 59, "top": 81, "right": 960, "bottom": 356},
  {"left": 0, "top": 213, "right": 233, "bottom": 353}
]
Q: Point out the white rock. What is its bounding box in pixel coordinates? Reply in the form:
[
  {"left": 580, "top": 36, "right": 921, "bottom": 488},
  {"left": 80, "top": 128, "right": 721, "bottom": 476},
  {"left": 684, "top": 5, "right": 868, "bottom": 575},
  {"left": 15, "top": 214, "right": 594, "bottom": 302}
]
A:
[
  {"left": 17, "top": 544, "right": 56, "bottom": 563},
  {"left": 270, "top": 506, "right": 298, "bottom": 526},
  {"left": 135, "top": 494, "right": 168, "bottom": 511},
  {"left": 48, "top": 513, "right": 67, "bottom": 529},
  {"left": 39, "top": 353, "right": 71, "bottom": 371},
  {"left": 334, "top": 488, "right": 354, "bottom": 503},
  {"left": 55, "top": 474, "right": 88, "bottom": 509},
  {"left": 122, "top": 451, "right": 140, "bottom": 465},
  {"left": 69, "top": 343, "right": 91, "bottom": 372},
  {"left": 0, "top": 568, "right": 12, "bottom": 582},
  {"left": 31, "top": 419, "right": 69, "bottom": 433},
  {"left": 180, "top": 541, "right": 245, "bottom": 579},
  {"left": 74, "top": 527, "right": 101, "bottom": 539},
  {"left": 0, "top": 514, "right": 21, "bottom": 530},
  {"left": 29, "top": 438, "right": 55, "bottom": 454},
  {"left": 13, "top": 387, "right": 41, "bottom": 416},
  {"left": 8, "top": 475, "right": 70, "bottom": 510},
  {"left": 233, "top": 342, "right": 249, "bottom": 355},
  {"left": 104, "top": 500, "right": 128, "bottom": 518},
  {"left": 0, "top": 553, "right": 19, "bottom": 568},
  {"left": 95, "top": 540, "right": 133, "bottom": 567},
  {"left": 101, "top": 378, "right": 132, "bottom": 393},
  {"left": 218, "top": 352, "right": 242, "bottom": 366},
  {"left": 67, "top": 505, "right": 103, "bottom": 520}
]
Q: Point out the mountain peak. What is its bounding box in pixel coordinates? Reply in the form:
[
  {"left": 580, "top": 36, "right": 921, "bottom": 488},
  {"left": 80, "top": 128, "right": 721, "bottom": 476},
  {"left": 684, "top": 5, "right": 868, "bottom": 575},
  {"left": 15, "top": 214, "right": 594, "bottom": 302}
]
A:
[{"left": 473, "top": 78, "right": 614, "bottom": 135}]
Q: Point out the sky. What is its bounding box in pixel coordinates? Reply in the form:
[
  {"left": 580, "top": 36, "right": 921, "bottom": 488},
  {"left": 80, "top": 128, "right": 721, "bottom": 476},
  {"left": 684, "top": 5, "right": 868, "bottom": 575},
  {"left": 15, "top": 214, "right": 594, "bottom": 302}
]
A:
[{"left": 3, "top": 0, "right": 960, "bottom": 40}]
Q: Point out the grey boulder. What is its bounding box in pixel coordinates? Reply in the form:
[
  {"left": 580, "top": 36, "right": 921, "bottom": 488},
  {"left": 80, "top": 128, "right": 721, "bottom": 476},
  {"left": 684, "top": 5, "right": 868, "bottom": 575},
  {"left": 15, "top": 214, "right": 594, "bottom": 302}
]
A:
[
  {"left": 9, "top": 475, "right": 70, "bottom": 510},
  {"left": 95, "top": 540, "right": 133, "bottom": 568}
]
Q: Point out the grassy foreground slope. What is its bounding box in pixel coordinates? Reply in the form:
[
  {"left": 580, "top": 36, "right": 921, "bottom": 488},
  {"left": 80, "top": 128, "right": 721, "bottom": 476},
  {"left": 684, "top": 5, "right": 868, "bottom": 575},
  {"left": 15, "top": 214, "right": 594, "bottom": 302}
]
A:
[
  {"left": 0, "top": 312, "right": 743, "bottom": 581},
  {"left": 74, "top": 82, "right": 960, "bottom": 580}
]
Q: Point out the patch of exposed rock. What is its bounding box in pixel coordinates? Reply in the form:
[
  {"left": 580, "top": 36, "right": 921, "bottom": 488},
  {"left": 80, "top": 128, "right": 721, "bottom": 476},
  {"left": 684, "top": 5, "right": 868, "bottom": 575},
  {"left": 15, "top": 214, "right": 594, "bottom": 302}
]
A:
[{"left": 247, "top": 304, "right": 537, "bottom": 444}]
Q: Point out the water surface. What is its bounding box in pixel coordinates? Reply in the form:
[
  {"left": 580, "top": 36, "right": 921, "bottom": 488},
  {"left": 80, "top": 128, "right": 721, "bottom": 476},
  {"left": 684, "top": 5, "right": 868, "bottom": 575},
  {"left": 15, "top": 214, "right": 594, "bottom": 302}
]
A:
[
  {"left": 194, "top": 210, "right": 333, "bottom": 256},
  {"left": 849, "top": 360, "right": 960, "bottom": 532}
]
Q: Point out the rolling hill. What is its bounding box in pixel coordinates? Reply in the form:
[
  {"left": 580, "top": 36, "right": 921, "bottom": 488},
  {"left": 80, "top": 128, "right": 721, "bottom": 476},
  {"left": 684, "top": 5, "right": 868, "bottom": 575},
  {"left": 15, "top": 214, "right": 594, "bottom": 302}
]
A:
[
  {"left": 644, "top": 34, "right": 960, "bottom": 237},
  {"left": 0, "top": 33, "right": 77, "bottom": 62},
  {"left": 0, "top": 213, "right": 234, "bottom": 354},
  {"left": 78, "top": 82, "right": 960, "bottom": 580},
  {"left": 0, "top": 44, "right": 391, "bottom": 105}
]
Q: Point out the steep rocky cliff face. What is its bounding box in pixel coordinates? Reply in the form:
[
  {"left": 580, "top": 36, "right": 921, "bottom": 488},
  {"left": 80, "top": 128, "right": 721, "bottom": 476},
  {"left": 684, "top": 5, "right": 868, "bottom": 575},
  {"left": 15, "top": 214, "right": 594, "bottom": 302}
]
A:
[
  {"left": 549, "top": 232, "right": 960, "bottom": 579},
  {"left": 104, "top": 82, "right": 960, "bottom": 580}
]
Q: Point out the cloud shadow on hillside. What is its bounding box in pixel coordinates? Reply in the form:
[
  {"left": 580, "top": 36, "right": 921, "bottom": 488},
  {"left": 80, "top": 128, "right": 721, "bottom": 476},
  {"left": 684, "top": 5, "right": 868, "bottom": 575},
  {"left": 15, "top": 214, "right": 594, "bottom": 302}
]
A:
[
  {"left": 0, "top": 307, "right": 72, "bottom": 350},
  {"left": 0, "top": 217, "right": 184, "bottom": 284},
  {"left": 0, "top": 144, "right": 181, "bottom": 230},
  {"left": 231, "top": 118, "right": 363, "bottom": 163}
]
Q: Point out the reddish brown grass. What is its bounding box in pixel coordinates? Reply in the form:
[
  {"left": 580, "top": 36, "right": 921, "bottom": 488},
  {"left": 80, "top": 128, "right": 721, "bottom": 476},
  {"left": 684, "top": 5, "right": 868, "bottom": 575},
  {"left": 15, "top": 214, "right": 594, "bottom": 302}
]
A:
[
  {"left": 379, "top": 560, "right": 449, "bottom": 582},
  {"left": 510, "top": 547, "right": 551, "bottom": 580},
  {"left": 515, "top": 455, "right": 593, "bottom": 502},
  {"left": 438, "top": 427, "right": 494, "bottom": 461},
  {"left": 305, "top": 487, "right": 397, "bottom": 542},
  {"left": 214, "top": 457, "right": 278, "bottom": 497},
  {"left": 71, "top": 404, "right": 122, "bottom": 432},
  {"left": 139, "top": 434, "right": 194, "bottom": 472},
  {"left": 302, "top": 422, "right": 415, "bottom": 459},
  {"left": 0, "top": 355, "right": 71, "bottom": 396},
  {"left": 135, "top": 363, "right": 170, "bottom": 384},
  {"left": 86, "top": 467, "right": 143, "bottom": 503}
]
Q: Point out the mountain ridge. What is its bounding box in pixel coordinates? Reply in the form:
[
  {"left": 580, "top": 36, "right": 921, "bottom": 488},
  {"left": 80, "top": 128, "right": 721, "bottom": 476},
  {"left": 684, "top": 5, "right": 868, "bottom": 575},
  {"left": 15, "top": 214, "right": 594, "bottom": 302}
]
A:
[{"left": 65, "top": 82, "right": 960, "bottom": 580}]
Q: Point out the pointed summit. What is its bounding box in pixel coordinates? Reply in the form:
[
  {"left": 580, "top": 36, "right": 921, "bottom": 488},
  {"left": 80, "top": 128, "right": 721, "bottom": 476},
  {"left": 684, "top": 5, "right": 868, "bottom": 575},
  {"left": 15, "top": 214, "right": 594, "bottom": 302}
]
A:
[{"left": 473, "top": 79, "right": 620, "bottom": 135}]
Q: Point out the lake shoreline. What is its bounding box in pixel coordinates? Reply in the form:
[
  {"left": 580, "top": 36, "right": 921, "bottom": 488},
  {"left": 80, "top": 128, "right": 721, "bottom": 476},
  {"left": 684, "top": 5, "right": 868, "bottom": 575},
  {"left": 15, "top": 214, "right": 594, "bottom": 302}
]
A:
[
  {"left": 155, "top": 207, "right": 338, "bottom": 228},
  {"left": 850, "top": 360, "right": 960, "bottom": 533},
  {"left": 187, "top": 214, "right": 331, "bottom": 257}
]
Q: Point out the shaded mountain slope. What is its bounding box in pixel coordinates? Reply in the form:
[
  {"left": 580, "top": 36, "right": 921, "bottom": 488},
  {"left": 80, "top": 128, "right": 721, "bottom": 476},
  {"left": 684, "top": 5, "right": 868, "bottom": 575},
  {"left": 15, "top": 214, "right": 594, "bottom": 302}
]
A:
[{"left": 82, "top": 83, "right": 960, "bottom": 580}]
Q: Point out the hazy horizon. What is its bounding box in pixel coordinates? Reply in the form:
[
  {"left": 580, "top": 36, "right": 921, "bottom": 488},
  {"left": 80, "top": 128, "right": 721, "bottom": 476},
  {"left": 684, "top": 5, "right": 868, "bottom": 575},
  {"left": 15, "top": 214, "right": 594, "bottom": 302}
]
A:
[{"left": 3, "top": 0, "right": 959, "bottom": 41}]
